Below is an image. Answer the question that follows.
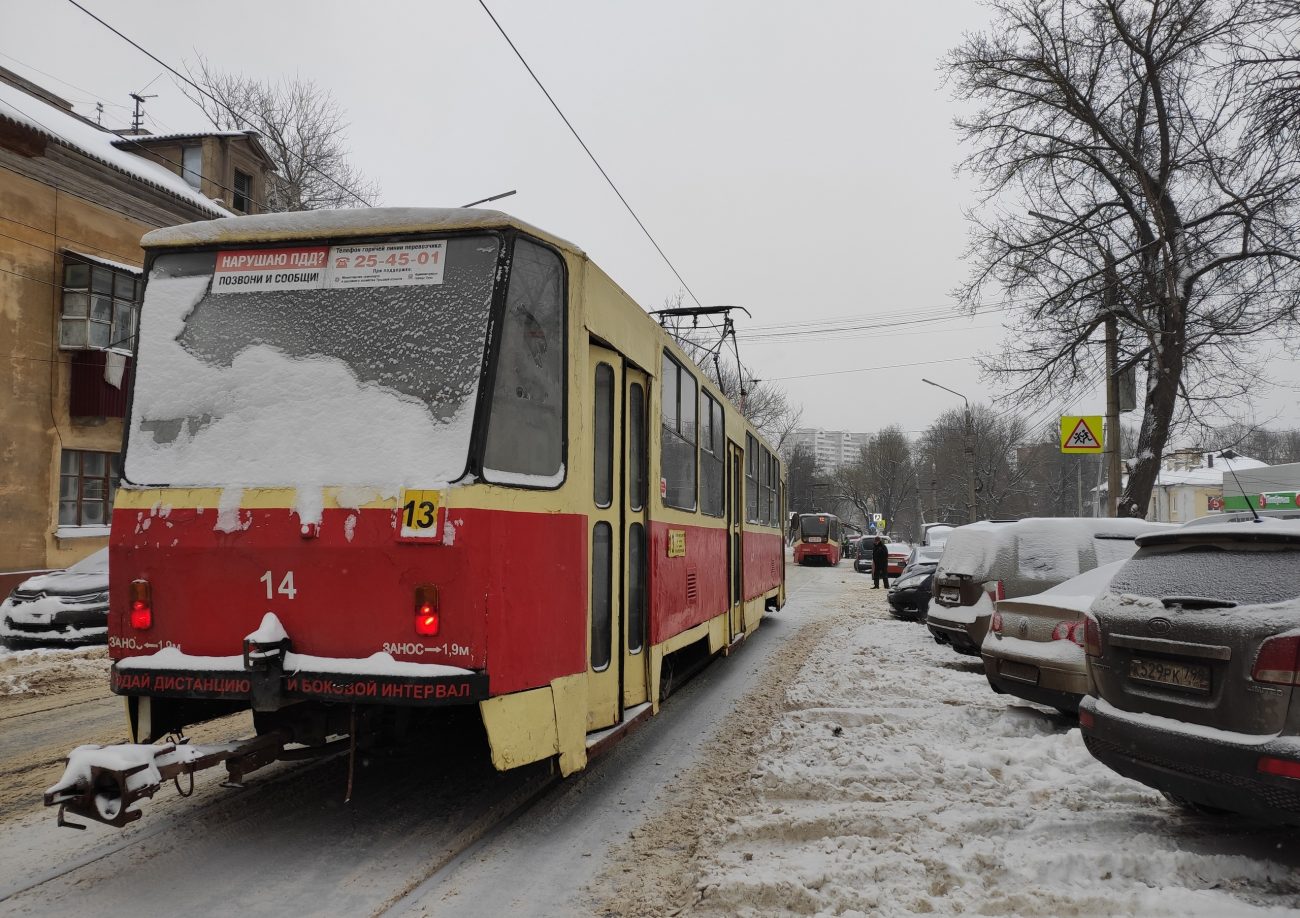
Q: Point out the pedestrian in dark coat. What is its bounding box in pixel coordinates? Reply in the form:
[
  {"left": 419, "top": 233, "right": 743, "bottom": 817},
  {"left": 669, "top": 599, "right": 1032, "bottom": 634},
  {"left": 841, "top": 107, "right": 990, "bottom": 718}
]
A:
[{"left": 871, "top": 536, "right": 890, "bottom": 589}]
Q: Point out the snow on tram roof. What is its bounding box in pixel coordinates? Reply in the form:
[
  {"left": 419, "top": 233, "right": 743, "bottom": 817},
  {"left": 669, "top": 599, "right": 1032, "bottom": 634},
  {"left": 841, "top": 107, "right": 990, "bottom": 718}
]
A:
[{"left": 142, "top": 206, "right": 583, "bottom": 254}]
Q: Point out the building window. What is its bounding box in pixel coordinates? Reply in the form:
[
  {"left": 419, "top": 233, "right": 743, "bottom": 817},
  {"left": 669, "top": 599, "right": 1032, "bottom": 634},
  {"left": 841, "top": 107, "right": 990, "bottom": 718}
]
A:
[
  {"left": 233, "top": 170, "right": 252, "bottom": 212},
  {"left": 182, "top": 144, "right": 203, "bottom": 189},
  {"left": 60, "top": 449, "right": 121, "bottom": 526},
  {"left": 60, "top": 257, "right": 140, "bottom": 351}
]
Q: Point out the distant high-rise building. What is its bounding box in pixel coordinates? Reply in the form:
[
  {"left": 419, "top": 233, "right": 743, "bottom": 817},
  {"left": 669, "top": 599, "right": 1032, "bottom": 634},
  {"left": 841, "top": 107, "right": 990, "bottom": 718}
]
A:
[{"left": 786, "top": 428, "right": 870, "bottom": 471}]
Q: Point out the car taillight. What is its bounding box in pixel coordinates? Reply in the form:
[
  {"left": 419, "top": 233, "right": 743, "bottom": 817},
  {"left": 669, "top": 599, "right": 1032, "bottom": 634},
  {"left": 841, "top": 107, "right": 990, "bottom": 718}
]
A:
[
  {"left": 129, "top": 580, "right": 152, "bottom": 630},
  {"left": 1083, "top": 614, "right": 1101, "bottom": 657},
  {"left": 1078, "top": 708, "right": 1095, "bottom": 729},
  {"left": 414, "top": 585, "right": 440, "bottom": 636},
  {"left": 1251, "top": 634, "right": 1300, "bottom": 686},
  {"left": 1051, "top": 621, "right": 1086, "bottom": 647},
  {"left": 990, "top": 610, "right": 1003, "bottom": 634},
  {"left": 1258, "top": 756, "right": 1300, "bottom": 780},
  {"left": 986, "top": 580, "right": 1005, "bottom": 602}
]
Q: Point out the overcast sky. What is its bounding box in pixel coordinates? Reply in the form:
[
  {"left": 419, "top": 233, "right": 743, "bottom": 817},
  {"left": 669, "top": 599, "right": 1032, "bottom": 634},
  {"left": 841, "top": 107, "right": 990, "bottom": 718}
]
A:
[{"left": 7, "top": 1, "right": 1299, "bottom": 443}]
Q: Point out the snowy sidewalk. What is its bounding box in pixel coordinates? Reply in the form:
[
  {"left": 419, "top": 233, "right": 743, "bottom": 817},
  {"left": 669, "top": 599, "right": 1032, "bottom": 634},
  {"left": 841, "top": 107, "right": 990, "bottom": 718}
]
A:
[{"left": 686, "top": 580, "right": 1300, "bottom": 917}]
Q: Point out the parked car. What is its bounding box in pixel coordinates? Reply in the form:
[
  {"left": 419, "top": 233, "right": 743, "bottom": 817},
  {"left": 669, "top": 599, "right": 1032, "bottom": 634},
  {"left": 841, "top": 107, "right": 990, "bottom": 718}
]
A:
[
  {"left": 926, "top": 518, "right": 1161, "bottom": 656},
  {"left": 982, "top": 560, "right": 1125, "bottom": 712},
  {"left": 854, "top": 540, "right": 910, "bottom": 575},
  {"left": 920, "top": 523, "right": 955, "bottom": 547},
  {"left": 0, "top": 548, "right": 109, "bottom": 646},
  {"left": 1080, "top": 518, "right": 1300, "bottom": 824},
  {"left": 887, "top": 551, "right": 942, "bottom": 621},
  {"left": 902, "top": 543, "right": 944, "bottom": 575}
]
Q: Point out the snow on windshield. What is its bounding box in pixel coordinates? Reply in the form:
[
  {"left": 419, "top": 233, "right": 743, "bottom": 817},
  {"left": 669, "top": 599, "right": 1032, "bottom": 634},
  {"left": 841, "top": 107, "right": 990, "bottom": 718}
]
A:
[
  {"left": 1110, "top": 545, "right": 1300, "bottom": 606},
  {"left": 125, "top": 237, "right": 500, "bottom": 493}
]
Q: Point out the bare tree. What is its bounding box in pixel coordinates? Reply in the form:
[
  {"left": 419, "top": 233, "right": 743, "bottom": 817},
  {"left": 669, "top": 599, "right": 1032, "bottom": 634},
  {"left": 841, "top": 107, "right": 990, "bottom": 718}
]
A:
[
  {"left": 945, "top": 0, "right": 1300, "bottom": 518},
  {"left": 834, "top": 426, "right": 920, "bottom": 538},
  {"left": 918, "top": 407, "right": 1035, "bottom": 521},
  {"left": 181, "top": 58, "right": 379, "bottom": 211}
]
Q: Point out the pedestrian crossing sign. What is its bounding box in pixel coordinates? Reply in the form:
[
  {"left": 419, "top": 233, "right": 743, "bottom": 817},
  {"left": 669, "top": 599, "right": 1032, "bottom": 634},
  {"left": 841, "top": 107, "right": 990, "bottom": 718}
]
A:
[{"left": 1060, "top": 416, "right": 1104, "bottom": 453}]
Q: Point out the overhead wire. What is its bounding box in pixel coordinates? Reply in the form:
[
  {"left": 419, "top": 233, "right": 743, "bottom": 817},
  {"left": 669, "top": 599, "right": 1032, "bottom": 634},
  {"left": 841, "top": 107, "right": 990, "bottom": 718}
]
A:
[
  {"left": 63, "top": 0, "right": 372, "bottom": 208},
  {"left": 476, "top": 0, "right": 703, "bottom": 308}
]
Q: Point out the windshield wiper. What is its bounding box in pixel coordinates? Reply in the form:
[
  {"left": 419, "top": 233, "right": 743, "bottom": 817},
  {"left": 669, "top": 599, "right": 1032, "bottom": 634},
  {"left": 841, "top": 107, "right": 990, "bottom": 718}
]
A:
[{"left": 1160, "top": 596, "right": 1239, "bottom": 610}]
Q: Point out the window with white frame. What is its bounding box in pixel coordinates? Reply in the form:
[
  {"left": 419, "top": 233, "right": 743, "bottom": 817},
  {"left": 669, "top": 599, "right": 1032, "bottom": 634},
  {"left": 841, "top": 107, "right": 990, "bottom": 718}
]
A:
[{"left": 60, "top": 256, "right": 140, "bottom": 351}]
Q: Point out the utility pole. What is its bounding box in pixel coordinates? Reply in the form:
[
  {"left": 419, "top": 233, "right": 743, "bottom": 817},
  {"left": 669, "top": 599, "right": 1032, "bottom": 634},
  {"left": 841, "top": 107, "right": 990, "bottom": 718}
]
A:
[
  {"left": 129, "top": 92, "right": 156, "bottom": 134},
  {"left": 922, "top": 378, "right": 978, "bottom": 523},
  {"left": 1104, "top": 312, "right": 1121, "bottom": 517}
]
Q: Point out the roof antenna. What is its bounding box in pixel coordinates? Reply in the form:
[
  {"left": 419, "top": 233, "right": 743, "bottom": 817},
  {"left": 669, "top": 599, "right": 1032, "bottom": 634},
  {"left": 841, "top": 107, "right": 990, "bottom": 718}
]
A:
[{"left": 1218, "top": 450, "right": 1262, "bottom": 523}]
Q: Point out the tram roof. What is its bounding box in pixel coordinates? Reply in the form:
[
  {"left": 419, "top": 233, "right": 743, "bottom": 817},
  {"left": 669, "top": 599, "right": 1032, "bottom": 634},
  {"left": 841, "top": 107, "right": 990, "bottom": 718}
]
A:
[{"left": 141, "top": 207, "right": 583, "bottom": 254}]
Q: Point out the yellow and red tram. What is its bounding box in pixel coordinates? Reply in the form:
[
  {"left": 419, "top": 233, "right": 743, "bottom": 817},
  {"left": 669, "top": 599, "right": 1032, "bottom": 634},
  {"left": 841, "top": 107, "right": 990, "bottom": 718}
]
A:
[{"left": 87, "top": 207, "right": 784, "bottom": 803}]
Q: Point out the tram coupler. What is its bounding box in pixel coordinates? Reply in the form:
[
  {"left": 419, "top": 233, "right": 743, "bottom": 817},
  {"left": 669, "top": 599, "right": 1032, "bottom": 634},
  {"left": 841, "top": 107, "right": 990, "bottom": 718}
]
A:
[
  {"left": 243, "top": 632, "right": 292, "bottom": 712},
  {"left": 44, "top": 731, "right": 290, "bottom": 830}
]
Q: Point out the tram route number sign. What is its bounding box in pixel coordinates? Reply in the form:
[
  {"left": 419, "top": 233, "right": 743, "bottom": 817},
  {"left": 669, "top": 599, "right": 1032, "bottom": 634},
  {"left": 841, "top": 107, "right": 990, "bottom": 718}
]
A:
[
  {"left": 398, "top": 488, "right": 444, "bottom": 542},
  {"left": 211, "top": 240, "right": 446, "bottom": 294},
  {"left": 1059, "top": 415, "right": 1104, "bottom": 454}
]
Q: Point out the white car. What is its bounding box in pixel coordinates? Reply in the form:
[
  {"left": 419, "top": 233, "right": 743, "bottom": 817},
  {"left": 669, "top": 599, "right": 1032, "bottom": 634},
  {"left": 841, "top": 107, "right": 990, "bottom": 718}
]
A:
[{"left": 0, "top": 548, "right": 109, "bottom": 645}]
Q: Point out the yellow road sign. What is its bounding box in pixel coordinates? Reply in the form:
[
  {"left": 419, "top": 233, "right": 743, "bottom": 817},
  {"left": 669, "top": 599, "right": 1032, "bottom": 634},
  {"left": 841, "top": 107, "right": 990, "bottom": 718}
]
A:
[{"left": 1060, "top": 416, "right": 1104, "bottom": 453}]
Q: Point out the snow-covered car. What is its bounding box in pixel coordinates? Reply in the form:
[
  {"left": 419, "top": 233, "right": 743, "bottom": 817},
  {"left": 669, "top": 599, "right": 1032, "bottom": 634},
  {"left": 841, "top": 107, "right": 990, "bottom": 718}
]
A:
[
  {"left": 920, "top": 522, "right": 954, "bottom": 547},
  {"left": 926, "top": 518, "right": 1163, "bottom": 656},
  {"left": 854, "top": 540, "right": 910, "bottom": 575},
  {"left": 981, "top": 560, "right": 1125, "bottom": 713},
  {"left": 0, "top": 548, "right": 109, "bottom": 645},
  {"left": 1080, "top": 518, "right": 1300, "bottom": 824}
]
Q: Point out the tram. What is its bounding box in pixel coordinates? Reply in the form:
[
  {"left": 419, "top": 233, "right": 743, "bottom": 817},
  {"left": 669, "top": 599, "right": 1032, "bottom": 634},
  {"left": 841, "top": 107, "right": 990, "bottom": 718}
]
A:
[
  {"left": 45, "top": 208, "right": 787, "bottom": 828},
  {"left": 792, "top": 512, "right": 842, "bottom": 565}
]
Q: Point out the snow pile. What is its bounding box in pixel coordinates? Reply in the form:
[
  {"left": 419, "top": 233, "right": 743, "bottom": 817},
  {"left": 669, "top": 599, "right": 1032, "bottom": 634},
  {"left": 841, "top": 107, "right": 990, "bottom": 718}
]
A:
[{"left": 686, "top": 594, "right": 1300, "bottom": 916}]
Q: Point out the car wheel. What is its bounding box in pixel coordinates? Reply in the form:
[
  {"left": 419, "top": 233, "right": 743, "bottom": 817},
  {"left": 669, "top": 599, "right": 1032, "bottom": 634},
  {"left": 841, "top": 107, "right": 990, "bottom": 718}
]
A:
[{"left": 1160, "top": 791, "right": 1233, "bottom": 817}]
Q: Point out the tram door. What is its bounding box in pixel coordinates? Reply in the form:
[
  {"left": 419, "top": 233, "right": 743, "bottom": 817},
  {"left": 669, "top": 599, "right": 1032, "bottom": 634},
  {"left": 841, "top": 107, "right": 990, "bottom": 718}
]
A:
[
  {"left": 588, "top": 345, "right": 649, "bottom": 727},
  {"left": 726, "top": 441, "right": 745, "bottom": 642},
  {"left": 621, "top": 367, "right": 650, "bottom": 709}
]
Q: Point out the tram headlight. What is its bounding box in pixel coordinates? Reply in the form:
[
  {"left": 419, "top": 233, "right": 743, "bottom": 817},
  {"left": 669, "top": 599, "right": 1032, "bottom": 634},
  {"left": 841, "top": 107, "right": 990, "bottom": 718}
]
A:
[
  {"left": 129, "top": 580, "right": 153, "bottom": 630},
  {"left": 414, "top": 585, "right": 440, "bottom": 636}
]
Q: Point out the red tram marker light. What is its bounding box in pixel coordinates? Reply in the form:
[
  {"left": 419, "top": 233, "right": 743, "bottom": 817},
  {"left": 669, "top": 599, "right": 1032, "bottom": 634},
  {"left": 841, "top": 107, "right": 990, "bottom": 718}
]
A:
[
  {"left": 415, "top": 585, "right": 440, "bottom": 636},
  {"left": 129, "top": 580, "right": 153, "bottom": 630}
]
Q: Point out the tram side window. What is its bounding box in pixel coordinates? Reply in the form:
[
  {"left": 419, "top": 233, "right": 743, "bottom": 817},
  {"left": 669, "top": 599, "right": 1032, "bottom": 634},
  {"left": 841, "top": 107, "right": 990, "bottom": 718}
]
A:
[
  {"left": 764, "top": 449, "right": 774, "bottom": 522},
  {"left": 699, "top": 391, "right": 724, "bottom": 517},
  {"left": 660, "top": 353, "right": 697, "bottom": 510},
  {"left": 757, "top": 445, "right": 769, "bottom": 524},
  {"left": 483, "top": 239, "right": 565, "bottom": 484},
  {"left": 745, "top": 433, "right": 759, "bottom": 522}
]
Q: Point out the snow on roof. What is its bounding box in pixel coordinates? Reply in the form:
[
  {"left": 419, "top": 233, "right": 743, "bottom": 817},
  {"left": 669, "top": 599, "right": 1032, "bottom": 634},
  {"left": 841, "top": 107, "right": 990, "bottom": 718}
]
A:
[
  {"left": 1140, "top": 515, "right": 1300, "bottom": 544},
  {"left": 937, "top": 517, "right": 1161, "bottom": 579},
  {"left": 110, "top": 130, "right": 255, "bottom": 145},
  {"left": 141, "top": 207, "right": 583, "bottom": 253},
  {"left": 1153, "top": 454, "right": 1267, "bottom": 487},
  {"left": 0, "top": 79, "right": 228, "bottom": 218},
  {"left": 66, "top": 249, "right": 142, "bottom": 274}
]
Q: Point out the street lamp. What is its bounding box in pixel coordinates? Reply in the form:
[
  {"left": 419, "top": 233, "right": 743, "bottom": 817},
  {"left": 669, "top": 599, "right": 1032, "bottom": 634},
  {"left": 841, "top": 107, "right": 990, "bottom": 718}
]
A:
[{"left": 922, "top": 378, "right": 978, "bottom": 524}]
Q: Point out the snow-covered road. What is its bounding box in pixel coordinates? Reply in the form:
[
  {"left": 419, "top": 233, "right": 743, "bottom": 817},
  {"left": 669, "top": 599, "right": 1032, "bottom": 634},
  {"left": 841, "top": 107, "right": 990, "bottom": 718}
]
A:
[
  {"left": 631, "top": 574, "right": 1300, "bottom": 917},
  {"left": 3, "top": 566, "right": 1298, "bottom": 917}
]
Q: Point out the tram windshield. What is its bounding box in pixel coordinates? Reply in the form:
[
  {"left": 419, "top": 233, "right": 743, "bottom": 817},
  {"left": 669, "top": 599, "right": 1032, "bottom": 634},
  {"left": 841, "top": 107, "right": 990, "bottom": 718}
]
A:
[
  {"left": 800, "top": 514, "right": 837, "bottom": 540},
  {"left": 125, "top": 235, "right": 501, "bottom": 488}
]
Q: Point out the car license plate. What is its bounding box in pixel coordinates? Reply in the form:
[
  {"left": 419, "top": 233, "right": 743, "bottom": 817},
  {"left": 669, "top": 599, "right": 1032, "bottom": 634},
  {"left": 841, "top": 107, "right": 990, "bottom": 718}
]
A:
[
  {"left": 806, "top": 537, "right": 822, "bottom": 543},
  {"left": 940, "top": 588, "right": 960, "bottom": 603},
  {"left": 1128, "top": 656, "right": 1210, "bottom": 693}
]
